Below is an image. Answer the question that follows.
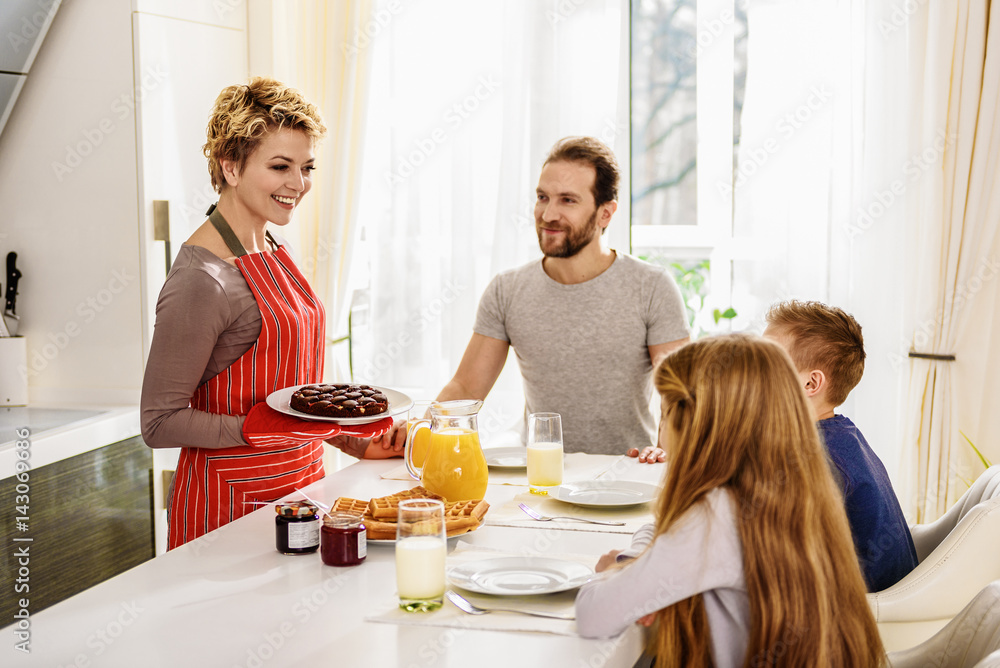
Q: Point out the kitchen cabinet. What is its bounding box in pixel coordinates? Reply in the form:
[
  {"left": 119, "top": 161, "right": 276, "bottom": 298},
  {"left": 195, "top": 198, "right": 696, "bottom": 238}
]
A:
[
  {"left": 132, "top": 5, "right": 249, "bottom": 355},
  {"left": 0, "top": 435, "right": 153, "bottom": 621},
  {"left": 131, "top": 6, "right": 248, "bottom": 553},
  {"left": 0, "top": 0, "right": 247, "bottom": 407}
]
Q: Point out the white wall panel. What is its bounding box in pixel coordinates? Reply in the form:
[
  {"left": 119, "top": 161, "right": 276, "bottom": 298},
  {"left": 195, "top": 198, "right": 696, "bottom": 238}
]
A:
[
  {"left": 0, "top": 0, "right": 142, "bottom": 404},
  {"left": 132, "top": 0, "right": 247, "bottom": 31},
  {"left": 133, "top": 12, "right": 248, "bottom": 355}
]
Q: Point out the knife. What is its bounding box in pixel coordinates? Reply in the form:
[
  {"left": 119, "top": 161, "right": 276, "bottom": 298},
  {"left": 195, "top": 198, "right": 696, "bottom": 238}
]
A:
[
  {"left": 4, "top": 252, "right": 21, "bottom": 336},
  {"left": 0, "top": 279, "right": 7, "bottom": 337}
]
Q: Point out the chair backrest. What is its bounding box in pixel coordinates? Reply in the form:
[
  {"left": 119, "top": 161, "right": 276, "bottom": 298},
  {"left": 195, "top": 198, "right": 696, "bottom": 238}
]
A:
[
  {"left": 869, "top": 494, "right": 1000, "bottom": 623},
  {"left": 975, "top": 649, "right": 1000, "bottom": 668},
  {"left": 911, "top": 465, "right": 1000, "bottom": 562},
  {"left": 888, "top": 580, "right": 1000, "bottom": 668}
]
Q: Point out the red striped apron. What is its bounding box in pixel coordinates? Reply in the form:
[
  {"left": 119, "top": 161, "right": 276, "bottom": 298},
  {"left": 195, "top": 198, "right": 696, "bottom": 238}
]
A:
[{"left": 168, "top": 241, "right": 326, "bottom": 549}]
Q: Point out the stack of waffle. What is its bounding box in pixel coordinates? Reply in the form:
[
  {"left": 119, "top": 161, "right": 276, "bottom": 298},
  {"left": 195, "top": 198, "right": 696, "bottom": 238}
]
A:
[{"left": 331, "top": 486, "right": 490, "bottom": 541}]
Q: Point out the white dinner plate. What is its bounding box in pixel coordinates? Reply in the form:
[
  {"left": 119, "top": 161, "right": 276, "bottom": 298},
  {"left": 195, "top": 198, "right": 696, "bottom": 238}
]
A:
[
  {"left": 484, "top": 446, "right": 527, "bottom": 470},
  {"left": 447, "top": 557, "right": 593, "bottom": 596},
  {"left": 266, "top": 385, "right": 413, "bottom": 425},
  {"left": 550, "top": 480, "right": 660, "bottom": 508}
]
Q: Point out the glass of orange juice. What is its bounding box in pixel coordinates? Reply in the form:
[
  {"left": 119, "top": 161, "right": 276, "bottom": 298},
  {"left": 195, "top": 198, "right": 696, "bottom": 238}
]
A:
[{"left": 527, "top": 412, "right": 563, "bottom": 495}]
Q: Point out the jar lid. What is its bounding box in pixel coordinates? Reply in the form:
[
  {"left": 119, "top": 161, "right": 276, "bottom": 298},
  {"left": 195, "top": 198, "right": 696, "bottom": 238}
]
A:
[
  {"left": 323, "top": 511, "right": 364, "bottom": 529},
  {"left": 275, "top": 500, "right": 319, "bottom": 517}
]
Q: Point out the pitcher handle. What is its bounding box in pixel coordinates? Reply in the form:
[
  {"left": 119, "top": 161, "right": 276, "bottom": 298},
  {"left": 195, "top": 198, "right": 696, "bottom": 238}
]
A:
[{"left": 404, "top": 418, "right": 431, "bottom": 481}]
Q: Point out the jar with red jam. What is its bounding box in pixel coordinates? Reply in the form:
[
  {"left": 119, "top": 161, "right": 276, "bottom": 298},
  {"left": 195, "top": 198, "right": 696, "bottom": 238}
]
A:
[
  {"left": 275, "top": 501, "right": 320, "bottom": 555},
  {"left": 321, "top": 511, "right": 366, "bottom": 566}
]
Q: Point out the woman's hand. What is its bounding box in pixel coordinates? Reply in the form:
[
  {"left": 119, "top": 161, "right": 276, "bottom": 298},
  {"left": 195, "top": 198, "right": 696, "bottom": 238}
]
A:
[
  {"left": 626, "top": 446, "right": 666, "bottom": 464},
  {"left": 243, "top": 403, "right": 342, "bottom": 447}
]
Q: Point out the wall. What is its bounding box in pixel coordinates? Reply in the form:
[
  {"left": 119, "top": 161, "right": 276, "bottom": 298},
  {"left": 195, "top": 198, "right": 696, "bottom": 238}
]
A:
[{"left": 0, "top": 0, "right": 142, "bottom": 405}]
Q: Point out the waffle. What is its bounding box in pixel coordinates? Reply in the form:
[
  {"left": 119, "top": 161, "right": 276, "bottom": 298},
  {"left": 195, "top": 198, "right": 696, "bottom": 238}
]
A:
[
  {"left": 440, "top": 499, "right": 490, "bottom": 537},
  {"left": 362, "top": 512, "right": 399, "bottom": 541},
  {"left": 329, "top": 497, "right": 369, "bottom": 515},
  {"left": 367, "top": 486, "right": 445, "bottom": 520},
  {"left": 332, "top": 487, "right": 489, "bottom": 541}
]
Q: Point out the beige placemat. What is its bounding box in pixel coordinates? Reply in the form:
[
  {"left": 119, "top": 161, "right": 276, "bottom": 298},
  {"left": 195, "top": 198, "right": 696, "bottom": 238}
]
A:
[
  {"left": 380, "top": 453, "right": 622, "bottom": 486},
  {"left": 483, "top": 490, "right": 655, "bottom": 534},
  {"left": 364, "top": 542, "right": 592, "bottom": 636}
]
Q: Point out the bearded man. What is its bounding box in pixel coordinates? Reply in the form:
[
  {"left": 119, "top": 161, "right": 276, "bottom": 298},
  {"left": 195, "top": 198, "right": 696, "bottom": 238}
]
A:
[{"left": 396, "top": 137, "right": 690, "bottom": 457}]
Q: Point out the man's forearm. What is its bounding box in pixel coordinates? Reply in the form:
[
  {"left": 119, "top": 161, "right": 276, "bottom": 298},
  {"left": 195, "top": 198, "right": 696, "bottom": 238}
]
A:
[{"left": 435, "top": 378, "right": 486, "bottom": 402}]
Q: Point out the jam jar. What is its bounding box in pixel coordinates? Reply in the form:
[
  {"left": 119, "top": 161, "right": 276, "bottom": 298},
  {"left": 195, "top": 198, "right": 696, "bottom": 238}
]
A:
[
  {"left": 275, "top": 501, "right": 320, "bottom": 555},
  {"left": 320, "top": 511, "right": 366, "bottom": 566}
]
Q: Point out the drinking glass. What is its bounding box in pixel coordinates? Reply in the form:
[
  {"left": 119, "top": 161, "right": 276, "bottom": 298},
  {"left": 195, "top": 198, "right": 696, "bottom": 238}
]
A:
[
  {"left": 526, "top": 412, "right": 564, "bottom": 495},
  {"left": 395, "top": 499, "right": 447, "bottom": 612}
]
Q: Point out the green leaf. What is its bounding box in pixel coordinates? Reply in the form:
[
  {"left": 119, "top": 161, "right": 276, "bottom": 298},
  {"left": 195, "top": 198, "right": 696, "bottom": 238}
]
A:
[
  {"left": 712, "top": 307, "right": 738, "bottom": 325},
  {"left": 960, "top": 430, "right": 992, "bottom": 469}
]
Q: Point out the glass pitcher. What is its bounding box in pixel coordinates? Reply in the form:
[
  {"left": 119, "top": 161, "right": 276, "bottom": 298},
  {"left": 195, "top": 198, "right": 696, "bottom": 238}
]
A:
[{"left": 404, "top": 400, "right": 489, "bottom": 501}]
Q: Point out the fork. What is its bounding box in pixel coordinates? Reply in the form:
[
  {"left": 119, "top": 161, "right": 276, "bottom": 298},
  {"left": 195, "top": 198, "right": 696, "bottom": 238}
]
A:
[
  {"left": 446, "top": 590, "right": 576, "bottom": 620},
  {"left": 517, "top": 503, "right": 625, "bottom": 526}
]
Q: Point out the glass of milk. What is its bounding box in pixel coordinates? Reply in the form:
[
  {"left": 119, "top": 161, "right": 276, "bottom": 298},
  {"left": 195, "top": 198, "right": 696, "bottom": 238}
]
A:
[
  {"left": 395, "top": 499, "right": 447, "bottom": 612},
  {"left": 526, "top": 412, "right": 564, "bottom": 495}
]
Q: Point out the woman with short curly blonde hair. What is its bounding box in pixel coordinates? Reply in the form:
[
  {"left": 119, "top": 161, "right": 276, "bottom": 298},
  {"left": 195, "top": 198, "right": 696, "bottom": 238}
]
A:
[
  {"left": 142, "top": 77, "right": 394, "bottom": 550},
  {"left": 203, "top": 77, "right": 327, "bottom": 193}
]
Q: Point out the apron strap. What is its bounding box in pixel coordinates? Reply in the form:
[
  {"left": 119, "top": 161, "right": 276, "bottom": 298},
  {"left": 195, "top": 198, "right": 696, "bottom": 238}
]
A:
[{"left": 206, "top": 203, "right": 279, "bottom": 257}]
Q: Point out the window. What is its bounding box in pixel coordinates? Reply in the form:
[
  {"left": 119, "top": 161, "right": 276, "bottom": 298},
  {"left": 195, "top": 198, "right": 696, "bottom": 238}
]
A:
[{"left": 630, "top": 0, "right": 747, "bottom": 336}]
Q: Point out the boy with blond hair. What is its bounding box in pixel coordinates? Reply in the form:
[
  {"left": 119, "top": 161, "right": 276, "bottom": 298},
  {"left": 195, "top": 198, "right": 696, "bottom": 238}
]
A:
[{"left": 764, "top": 300, "right": 917, "bottom": 592}]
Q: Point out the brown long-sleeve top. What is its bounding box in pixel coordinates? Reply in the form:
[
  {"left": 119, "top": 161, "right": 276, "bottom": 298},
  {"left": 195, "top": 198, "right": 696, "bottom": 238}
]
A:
[{"left": 140, "top": 243, "right": 367, "bottom": 457}]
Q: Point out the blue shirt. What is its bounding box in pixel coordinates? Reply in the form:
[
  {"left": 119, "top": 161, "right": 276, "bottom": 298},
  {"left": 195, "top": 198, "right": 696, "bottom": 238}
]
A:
[{"left": 818, "top": 415, "right": 918, "bottom": 592}]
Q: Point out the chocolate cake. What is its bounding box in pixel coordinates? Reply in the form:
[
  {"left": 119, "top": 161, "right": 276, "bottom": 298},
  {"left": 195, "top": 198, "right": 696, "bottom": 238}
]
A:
[{"left": 290, "top": 383, "right": 389, "bottom": 418}]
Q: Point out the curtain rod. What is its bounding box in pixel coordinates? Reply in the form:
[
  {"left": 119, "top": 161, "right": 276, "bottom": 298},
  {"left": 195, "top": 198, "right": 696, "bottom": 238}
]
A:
[{"left": 908, "top": 352, "right": 956, "bottom": 361}]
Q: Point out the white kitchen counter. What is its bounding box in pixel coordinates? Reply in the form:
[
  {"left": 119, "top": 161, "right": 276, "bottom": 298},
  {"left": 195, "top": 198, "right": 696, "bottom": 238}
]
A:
[
  {"left": 0, "top": 405, "right": 141, "bottom": 479},
  {"left": 5, "top": 458, "right": 650, "bottom": 667}
]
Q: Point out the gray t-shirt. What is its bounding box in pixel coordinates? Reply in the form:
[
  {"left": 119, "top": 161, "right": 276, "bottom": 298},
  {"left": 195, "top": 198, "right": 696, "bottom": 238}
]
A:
[
  {"left": 474, "top": 252, "right": 688, "bottom": 454},
  {"left": 575, "top": 488, "right": 749, "bottom": 667}
]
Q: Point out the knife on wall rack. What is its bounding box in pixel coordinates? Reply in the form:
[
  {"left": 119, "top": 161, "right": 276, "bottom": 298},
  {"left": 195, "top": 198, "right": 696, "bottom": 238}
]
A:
[{"left": 4, "top": 252, "right": 22, "bottom": 336}]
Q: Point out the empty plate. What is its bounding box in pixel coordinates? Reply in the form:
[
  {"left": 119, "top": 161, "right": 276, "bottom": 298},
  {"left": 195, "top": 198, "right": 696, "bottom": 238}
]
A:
[
  {"left": 550, "top": 480, "right": 659, "bottom": 508},
  {"left": 447, "top": 557, "right": 592, "bottom": 595},
  {"left": 484, "top": 446, "right": 527, "bottom": 470}
]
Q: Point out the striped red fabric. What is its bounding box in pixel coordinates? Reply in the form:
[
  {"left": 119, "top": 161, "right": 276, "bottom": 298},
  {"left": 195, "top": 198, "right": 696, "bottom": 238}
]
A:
[{"left": 168, "top": 246, "right": 326, "bottom": 550}]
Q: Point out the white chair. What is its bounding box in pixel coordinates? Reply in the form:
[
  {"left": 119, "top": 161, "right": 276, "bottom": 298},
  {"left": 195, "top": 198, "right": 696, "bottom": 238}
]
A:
[
  {"left": 869, "top": 465, "right": 1000, "bottom": 651},
  {"left": 888, "top": 580, "right": 1000, "bottom": 667},
  {"left": 977, "top": 650, "right": 1000, "bottom": 668}
]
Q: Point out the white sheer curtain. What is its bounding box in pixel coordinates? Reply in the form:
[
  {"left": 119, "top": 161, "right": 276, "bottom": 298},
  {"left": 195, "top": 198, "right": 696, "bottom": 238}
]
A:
[
  {"left": 733, "top": 1, "right": 907, "bottom": 462},
  {"left": 264, "top": 0, "right": 376, "bottom": 380},
  {"left": 353, "top": 0, "right": 626, "bottom": 436},
  {"left": 897, "top": 0, "right": 1000, "bottom": 522},
  {"left": 737, "top": 0, "right": 1000, "bottom": 521}
]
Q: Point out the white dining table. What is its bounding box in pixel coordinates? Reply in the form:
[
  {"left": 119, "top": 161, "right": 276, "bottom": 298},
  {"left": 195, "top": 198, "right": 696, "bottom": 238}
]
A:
[{"left": 5, "top": 455, "right": 665, "bottom": 668}]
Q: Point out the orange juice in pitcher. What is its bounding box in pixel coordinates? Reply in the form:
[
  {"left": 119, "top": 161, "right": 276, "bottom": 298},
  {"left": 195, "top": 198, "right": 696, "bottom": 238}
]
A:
[
  {"left": 421, "top": 428, "right": 488, "bottom": 501},
  {"left": 406, "top": 401, "right": 435, "bottom": 468},
  {"left": 405, "top": 400, "right": 489, "bottom": 501},
  {"left": 410, "top": 427, "right": 432, "bottom": 468}
]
